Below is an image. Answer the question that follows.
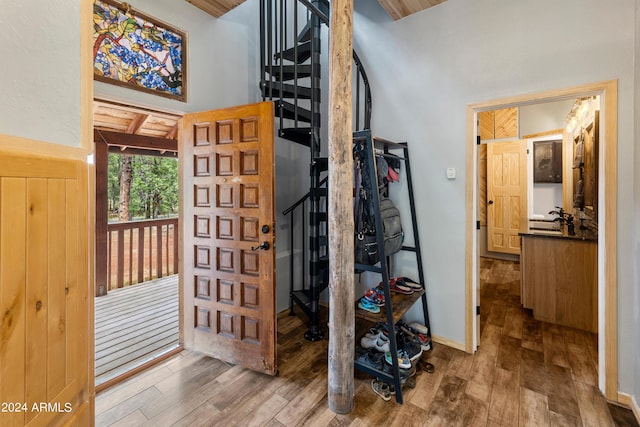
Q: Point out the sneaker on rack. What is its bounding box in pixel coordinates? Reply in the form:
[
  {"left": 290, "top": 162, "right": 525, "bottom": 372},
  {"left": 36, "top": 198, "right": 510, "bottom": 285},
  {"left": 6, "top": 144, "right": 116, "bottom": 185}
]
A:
[
  {"left": 356, "top": 349, "right": 385, "bottom": 370},
  {"left": 397, "top": 331, "right": 423, "bottom": 362},
  {"left": 408, "top": 321, "right": 429, "bottom": 335},
  {"left": 363, "top": 288, "right": 385, "bottom": 306},
  {"left": 358, "top": 298, "right": 380, "bottom": 314},
  {"left": 382, "top": 360, "right": 416, "bottom": 385},
  {"left": 397, "top": 277, "right": 423, "bottom": 291},
  {"left": 416, "top": 334, "right": 431, "bottom": 351},
  {"left": 388, "top": 279, "right": 413, "bottom": 295},
  {"left": 360, "top": 331, "right": 390, "bottom": 352},
  {"left": 384, "top": 350, "right": 412, "bottom": 369},
  {"left": 397, "top": 320, "right": 431, "bottom": 352}
]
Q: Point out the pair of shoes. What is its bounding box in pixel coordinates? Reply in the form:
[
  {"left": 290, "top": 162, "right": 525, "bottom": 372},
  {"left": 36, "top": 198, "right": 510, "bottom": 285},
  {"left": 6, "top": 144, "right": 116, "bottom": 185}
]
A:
[
  {"left": 363, "top": 288, "right": 385, "bottom": 306},
  {"left": 403, "top": 338, "right": 423, "bottom": 362},
  {"left": 396, "top": 329, "right": 423, "bottom": 362},
  {"left": 358, "top": 298, "right": 380, "bottom": 313},
  {"left": 356, "top": 349, "right": 385, "bottom": 370},
  {"left": 360, "top": 330, "right": 390, "bottom": 352},
  {"left": 371, "top": 379, "right": 392, "bottom": 401},
  {"left": 397, "top": 320, "right": 431, "bottom": 351},
  {"left": 396, "top": 277, "right": 423, "bottom": 291},
  {"left": 384, "top": 350, "right": 412, "bottom": 369},
  {"left": 387, "top": 280, "right": 413, "bottom": 295}
]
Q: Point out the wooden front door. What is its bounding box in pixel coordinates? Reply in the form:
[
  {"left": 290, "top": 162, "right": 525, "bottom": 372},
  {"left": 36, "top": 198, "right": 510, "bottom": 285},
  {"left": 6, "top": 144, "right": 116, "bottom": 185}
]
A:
[
  {"left": 487, "top": 140, "right": 527, "bottom": 254},
  {"left": 0, "top": 150, "right": 91, "bottom": 425},
  {"left": 181, "top": 102, "right": 277, "bottom": 375}
]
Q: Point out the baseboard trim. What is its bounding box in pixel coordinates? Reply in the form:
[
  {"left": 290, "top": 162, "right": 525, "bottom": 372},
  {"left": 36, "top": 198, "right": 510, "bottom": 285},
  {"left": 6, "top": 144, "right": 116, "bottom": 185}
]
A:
[
  {"left": 432, "top": 334, "right": 466, "bottom": 352},
  {"left": 616, "top": 392, "right": 640, "bottom": 424},
  {"left": 632, "top": 394, "right": 640, "bottom": 424}
]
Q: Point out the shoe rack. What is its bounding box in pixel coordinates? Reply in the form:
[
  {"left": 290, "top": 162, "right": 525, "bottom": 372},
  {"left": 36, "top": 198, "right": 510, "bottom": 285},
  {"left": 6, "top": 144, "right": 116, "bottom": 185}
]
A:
[{"left": 352, "top": 130, "right": 432, "bottom": 404}]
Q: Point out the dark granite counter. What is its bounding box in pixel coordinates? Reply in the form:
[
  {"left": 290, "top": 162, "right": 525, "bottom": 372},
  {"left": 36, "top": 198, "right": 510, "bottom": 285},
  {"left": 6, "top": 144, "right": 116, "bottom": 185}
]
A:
[{"left": 519, "top": 220, "right": 597, "bottom": 242}]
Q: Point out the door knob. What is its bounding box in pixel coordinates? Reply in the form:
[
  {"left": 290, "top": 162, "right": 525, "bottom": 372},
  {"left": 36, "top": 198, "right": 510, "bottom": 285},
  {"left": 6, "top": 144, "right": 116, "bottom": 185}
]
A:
[
  {"left": 488, "top": 200, "right": 494, "bottom": 205},
  {"left": 251, "top": 242, "right": 270, "bottom": 251}
]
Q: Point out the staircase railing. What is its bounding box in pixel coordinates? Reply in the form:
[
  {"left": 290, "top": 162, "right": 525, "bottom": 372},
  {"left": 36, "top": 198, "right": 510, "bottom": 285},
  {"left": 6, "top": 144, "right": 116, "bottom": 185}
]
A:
[
  {"left": 260, "top": 0, "right": 372, "bottom": 136},
  {"left": 282, "top": 176, "right": 328, "bottom": 317},
  {"left": 261, "top": 0, "right": 372, "bottom": 339}
]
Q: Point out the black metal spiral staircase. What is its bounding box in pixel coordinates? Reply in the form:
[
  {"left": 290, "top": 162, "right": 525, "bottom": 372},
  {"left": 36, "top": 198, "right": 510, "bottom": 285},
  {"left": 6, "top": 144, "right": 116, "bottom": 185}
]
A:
[{"left": 260, "top": 0, "right": 372, "bottom": 340}]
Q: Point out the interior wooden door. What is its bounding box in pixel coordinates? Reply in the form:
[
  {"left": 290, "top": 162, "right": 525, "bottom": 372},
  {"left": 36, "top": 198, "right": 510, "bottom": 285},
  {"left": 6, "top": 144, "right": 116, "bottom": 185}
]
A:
[
  {"left": 181, "top": 101, "right": 277, "bottom": 375},
  {"left": 0, "top": 150, "right": 91, "bottom": 426},
  {"left": 487, "top": 140, "right": 527, "bottom": 254}
]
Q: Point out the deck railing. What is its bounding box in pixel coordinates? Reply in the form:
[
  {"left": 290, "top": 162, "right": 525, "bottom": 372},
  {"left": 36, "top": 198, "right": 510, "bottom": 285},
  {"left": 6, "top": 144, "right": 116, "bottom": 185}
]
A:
[{"left": 106, "top": 217, "right": 178, "bottom": 290}]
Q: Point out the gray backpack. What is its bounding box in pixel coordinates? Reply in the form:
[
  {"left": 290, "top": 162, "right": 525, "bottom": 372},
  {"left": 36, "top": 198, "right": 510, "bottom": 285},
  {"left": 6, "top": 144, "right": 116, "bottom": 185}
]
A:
[{"left": 379, "top": 197, "right": 403, "bottom": 255}]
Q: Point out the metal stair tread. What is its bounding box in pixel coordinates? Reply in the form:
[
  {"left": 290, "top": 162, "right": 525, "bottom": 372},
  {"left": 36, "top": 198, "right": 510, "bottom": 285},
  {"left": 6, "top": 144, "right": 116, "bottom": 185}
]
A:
[
  {"left": 279, "top": 127, "right": 312, "bottom": 146},
  {"left": 275, "top": 100, "right": 313, "bottom": 123},
  {"left": 265, "top": 64, "right": 313, "bottom": 81},
  {"left": 275, "top": 41, "right": 311, "bottom": 63}
]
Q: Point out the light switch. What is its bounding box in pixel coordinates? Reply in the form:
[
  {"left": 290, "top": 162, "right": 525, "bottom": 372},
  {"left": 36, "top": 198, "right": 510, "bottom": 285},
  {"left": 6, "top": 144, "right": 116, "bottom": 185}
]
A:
[{"left": 446, "top": 167, "right": 456, "bottom": 179}]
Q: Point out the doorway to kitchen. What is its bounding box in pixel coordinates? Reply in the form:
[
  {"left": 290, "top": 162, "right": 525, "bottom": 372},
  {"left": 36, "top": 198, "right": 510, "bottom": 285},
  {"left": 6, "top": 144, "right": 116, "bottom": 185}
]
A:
[{"left": 465, "top": 80, "right": 618, "bottom": 400}]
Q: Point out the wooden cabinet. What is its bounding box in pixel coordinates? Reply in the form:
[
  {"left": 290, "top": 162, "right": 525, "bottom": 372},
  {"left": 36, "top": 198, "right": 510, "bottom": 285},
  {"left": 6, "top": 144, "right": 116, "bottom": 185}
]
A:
[
  {"left": 521, "top": 234, "right": 597, "bottom": 332},
  {"left": 478, "top": 107, "right": 518, "bottom": 140}
]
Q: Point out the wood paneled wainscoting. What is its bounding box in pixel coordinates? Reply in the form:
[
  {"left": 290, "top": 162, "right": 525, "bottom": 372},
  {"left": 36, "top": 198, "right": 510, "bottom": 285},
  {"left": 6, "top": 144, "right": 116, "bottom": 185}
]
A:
[{"left": 0, "top": 150, "right": 92, "bottom": 425}]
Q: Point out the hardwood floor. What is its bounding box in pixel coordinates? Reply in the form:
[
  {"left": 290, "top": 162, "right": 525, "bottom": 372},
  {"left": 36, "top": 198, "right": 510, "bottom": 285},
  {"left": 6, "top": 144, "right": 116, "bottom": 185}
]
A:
[
  {"left": 95, "top": 275, "right": 180, "bottom": 387},
  {"left": 95, "top": 259, "right": 637, "bottom": 426}
]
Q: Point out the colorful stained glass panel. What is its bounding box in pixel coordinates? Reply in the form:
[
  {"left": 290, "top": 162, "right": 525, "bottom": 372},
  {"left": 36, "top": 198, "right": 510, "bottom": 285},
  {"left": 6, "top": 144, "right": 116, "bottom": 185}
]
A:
[{"left": 93, "top": 0, "right": 187, "bottom": 101}]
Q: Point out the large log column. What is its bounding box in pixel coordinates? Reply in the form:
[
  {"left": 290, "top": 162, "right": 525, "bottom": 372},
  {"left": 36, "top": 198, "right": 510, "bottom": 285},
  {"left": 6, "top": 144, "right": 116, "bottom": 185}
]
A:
[{"left": 327, "top": 0, "right": 355, "bottom": 414}]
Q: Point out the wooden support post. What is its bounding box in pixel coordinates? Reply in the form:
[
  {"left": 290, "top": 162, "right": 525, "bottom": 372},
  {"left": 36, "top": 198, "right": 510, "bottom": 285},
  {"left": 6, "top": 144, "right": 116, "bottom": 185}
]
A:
[
  {"left": 327, "top": 0, "right": 355, "bottom": 414},
  {"left": 95, "top": 140, "right": 109, "bottom": 296}
]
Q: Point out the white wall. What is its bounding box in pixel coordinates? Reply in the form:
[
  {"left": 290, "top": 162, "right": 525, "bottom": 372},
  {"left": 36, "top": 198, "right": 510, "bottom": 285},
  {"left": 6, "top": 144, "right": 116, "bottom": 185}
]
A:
[
  {"left": 519, "top": 100, "right": 575, "bottom": 138},
  {"left": 94, "top": 0, "right": 262, "bottom": 112},
  {"left": 354, "top": 0, "right": 637, "bottom": 395},
  {"left": 0, "top": 1, "right": 81, "bottom": 146}
]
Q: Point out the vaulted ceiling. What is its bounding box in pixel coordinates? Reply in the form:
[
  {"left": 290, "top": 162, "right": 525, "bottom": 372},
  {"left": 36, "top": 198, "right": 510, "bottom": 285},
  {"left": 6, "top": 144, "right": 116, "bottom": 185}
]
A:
[{"left": 184, "top": 0, "right": 446, "bottom": 20}]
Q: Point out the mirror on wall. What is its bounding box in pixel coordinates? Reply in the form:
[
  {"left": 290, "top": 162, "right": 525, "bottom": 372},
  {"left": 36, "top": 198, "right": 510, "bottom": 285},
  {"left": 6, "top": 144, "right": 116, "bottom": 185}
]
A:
[{"left": 565, "top": 97, "right": 600, "bottom": 226}]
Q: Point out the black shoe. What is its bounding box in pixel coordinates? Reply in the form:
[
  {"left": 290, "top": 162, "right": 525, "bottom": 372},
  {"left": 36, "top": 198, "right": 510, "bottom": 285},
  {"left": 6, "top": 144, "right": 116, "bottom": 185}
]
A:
[{"left": 356, "top": 349, "right": 385, "bottom": 370}]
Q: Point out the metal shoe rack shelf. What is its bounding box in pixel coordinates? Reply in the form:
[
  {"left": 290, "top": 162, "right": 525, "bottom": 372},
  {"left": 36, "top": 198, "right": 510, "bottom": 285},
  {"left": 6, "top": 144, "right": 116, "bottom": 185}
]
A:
[{"left": 352, "top": 130, "right": 432, "bottom": 404}]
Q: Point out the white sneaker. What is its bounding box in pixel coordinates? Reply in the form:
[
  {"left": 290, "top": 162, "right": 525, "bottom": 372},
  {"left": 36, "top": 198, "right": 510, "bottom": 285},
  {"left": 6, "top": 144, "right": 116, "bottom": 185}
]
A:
[
  {"left": 360, "top": 332, "right": 390, "bottom": 352},
  {"left": 408, "top": 321, "right": 429, "bottom": 335}
]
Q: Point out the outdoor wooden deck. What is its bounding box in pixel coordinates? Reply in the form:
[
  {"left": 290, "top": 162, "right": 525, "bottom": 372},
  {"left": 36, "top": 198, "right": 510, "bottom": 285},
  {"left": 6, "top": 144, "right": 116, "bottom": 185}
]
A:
[{"left": 95, "top": 275, "right": 180, "bottom": 387}]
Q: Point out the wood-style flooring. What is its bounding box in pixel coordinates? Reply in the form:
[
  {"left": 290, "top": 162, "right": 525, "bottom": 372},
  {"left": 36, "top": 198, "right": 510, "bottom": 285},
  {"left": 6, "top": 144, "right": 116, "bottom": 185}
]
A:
[
  {"left": 95, "top": 275, "right": 180, "bottom": 387},
  {"left": 95, "top": 259, "right": 638, "bottom": 426}
]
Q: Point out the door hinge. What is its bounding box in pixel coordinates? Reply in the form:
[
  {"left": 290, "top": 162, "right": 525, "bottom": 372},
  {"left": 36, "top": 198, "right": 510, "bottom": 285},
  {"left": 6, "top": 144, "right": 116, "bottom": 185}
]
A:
[
  {"left": 476, "top": 306, "right": 480, "bottom": 316},
  {"left": 476, "top": 220, "right": 480, "bottom": 230},
  {"left": 527, "top": 148, "right": 530, "bottom": 154},
  {"left": 476, "top": 136, "right": 481, "bottom": 145}
]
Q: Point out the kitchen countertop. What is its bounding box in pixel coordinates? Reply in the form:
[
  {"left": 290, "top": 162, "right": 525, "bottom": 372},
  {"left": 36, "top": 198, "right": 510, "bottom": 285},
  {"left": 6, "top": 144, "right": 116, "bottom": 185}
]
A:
[{"left": 519, "top": 220, "right": 598, "bottom": 242}]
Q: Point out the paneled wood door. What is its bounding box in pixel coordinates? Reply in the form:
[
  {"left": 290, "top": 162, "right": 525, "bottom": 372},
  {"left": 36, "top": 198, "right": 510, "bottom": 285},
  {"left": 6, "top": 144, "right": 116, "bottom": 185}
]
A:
[
  {"left": 181, "top": 102, "right": 277, "bottom": 375},
  {"left": 487, "top": 140, "right": 527, "bottom": 254},
  {"left": 0, "top": 150, "right": 91, "bottom": 426}
]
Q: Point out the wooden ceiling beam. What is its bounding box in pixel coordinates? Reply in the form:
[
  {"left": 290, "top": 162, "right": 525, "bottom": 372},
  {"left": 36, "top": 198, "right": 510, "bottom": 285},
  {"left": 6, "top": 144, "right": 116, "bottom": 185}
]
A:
[
  {"left": 107, "top": 146, "right": 178, "bottom": 158},
  {"left": 126, "top": 114, "right": 151, "bottom": 134},
  {"left": 166, "top": 124, "right": 179, "bottom": 140},
  {"left": 94, "top": 129, "right": 178, "bottom": 152}
]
